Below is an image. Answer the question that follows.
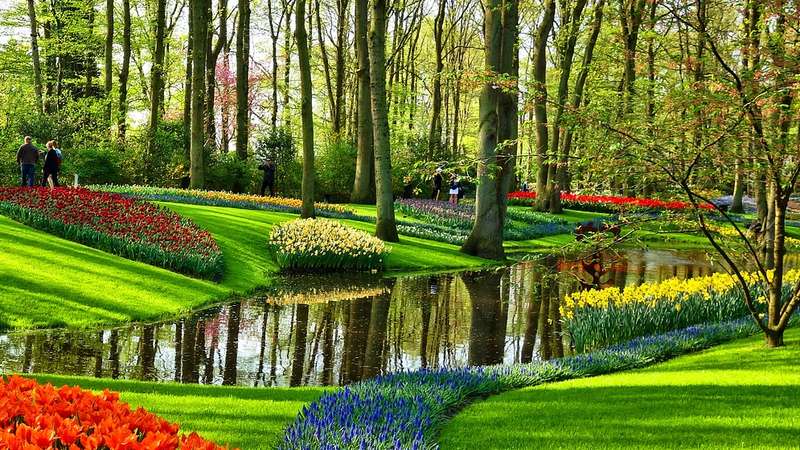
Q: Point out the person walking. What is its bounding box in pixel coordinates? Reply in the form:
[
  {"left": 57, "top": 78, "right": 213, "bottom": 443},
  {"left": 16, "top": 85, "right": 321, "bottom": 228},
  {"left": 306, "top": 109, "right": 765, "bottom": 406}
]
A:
[
  {"left": 259, "top": 159, "right": 276, "bottom": 196},
  {"left": 431, "top": 167, "right": 443, "bottom": 200},
  {"left": 448, "top": 173, "right": 460, "bottom": 205},
  {"left": 42, "top": 140, "right": 61, "bottom": 187},
  {"left": 16, "top": 136, "right": 39, "bottom": 187}
]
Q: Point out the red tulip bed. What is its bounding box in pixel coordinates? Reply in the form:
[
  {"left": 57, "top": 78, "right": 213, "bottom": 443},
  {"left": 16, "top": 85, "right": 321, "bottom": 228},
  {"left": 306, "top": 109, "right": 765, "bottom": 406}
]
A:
[
  {"left": 0, "top": 187, "right": 223, "bottom": 280},
  {"left": 0, "top": 375, "right": 230, "bottom": 449},
  {"left": 507, "top": 191, "right": 713, "bottom": 213}
]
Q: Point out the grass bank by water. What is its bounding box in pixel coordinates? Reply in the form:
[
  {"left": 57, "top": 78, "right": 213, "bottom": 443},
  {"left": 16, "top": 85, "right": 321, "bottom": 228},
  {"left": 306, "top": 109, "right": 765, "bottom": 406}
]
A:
[
  {"left": 0, "top": 202, "right": 488, "bottom": 330},
  {"left": 439, "top": 327, "right": 800, "bottom": 449}
]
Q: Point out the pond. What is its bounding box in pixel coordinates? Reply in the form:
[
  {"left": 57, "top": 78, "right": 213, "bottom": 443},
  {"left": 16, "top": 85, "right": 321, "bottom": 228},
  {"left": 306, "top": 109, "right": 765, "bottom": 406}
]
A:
[{"left": 0, "top": 249, "right": 724, "bottom": 387}]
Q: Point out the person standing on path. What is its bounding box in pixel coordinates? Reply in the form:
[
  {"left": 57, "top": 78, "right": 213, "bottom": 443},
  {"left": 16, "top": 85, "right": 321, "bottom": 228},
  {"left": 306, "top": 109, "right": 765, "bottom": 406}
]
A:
[
  {"left": 259, "top": 159, "right": 277, "bottom": 196},
  {"left": 16, "top": 136, "right": 39, "bottom": 187}
]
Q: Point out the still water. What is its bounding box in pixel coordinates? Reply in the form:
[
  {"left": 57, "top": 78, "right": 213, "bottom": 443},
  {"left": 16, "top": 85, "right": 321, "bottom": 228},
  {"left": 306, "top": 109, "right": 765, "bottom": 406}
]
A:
[{"left": 0, "top": 249, "right": 721, "bottom": 387}]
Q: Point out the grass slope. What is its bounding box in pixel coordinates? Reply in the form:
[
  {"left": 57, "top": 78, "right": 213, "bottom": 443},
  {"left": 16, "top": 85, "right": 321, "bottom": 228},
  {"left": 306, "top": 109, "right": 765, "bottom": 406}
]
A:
[
  {"left": 439, "top": 327, "right": 800, "bottom": 449},
  {"left": 0, "top": 202, "right": 488, "bottom": 330},
  {"left": 31, "top": 374, "right": 327, "bottom": 449}
]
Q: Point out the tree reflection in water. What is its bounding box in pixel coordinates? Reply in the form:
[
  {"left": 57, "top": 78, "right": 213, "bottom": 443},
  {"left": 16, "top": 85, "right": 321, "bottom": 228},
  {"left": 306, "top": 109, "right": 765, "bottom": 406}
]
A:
[{"left": 0, "top": 249, "right": 724, "bottom": 386}]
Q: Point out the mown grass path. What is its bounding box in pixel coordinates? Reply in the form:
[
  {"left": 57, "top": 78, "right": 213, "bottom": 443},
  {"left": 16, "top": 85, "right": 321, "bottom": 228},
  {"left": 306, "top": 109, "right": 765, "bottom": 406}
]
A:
[{"left": 439, "top": 327, "right": 800, "bottom": 449}]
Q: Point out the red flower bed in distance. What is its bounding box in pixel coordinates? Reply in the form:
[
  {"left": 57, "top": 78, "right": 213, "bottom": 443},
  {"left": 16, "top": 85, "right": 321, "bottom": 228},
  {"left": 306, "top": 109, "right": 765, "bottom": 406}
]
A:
[
  {"left": 507, "top": 191, "right": 713, "bottom": 212},
  {"left": 0, "top": 187, "right": 223, "bottom": 280},
  {"left": 0, "top": 376, "right": 230, "bottom": 450}
]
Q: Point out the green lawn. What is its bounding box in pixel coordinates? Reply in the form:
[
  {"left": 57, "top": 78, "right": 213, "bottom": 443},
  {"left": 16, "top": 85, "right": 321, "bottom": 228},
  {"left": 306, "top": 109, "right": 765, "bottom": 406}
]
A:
[
  {"left": 0, "top": 202, "right": 489, "bottom": 330},
  {"left": 31, "top": 374, "right": 327, "bottom": 449},
  {"left": 440, "top": 327, "right": 800, "bottom": 449}
]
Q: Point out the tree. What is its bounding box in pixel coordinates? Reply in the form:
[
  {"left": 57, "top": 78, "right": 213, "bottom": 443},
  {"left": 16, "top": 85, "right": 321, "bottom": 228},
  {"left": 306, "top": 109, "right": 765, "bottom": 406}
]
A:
[
  {"left": 205, "top": 0, "right": 228, "bottom": 150},
  {"left": 118, "top": 0, "right": 131, "bottom": 141},
  {"left": 535, "top": 0, "right": 590, "bottom": 212},
  {"left": 427, "top": 0, "right": 446, "bottom": 156},
  {"left": 462, "top": 0, "right": 519, "bottom": 259},
  {"left": 296, "top": 0, "right": 315, "bottom": 218},
  {"left": 104, "top": 0, "right": 113, "bottom": 122},
  {"left": 532, "top": 0, "right": 556, "bottom": 211},
  {"left": 146, "top": 0, "right": 167, "bottom": 168},
  {"left": 190, "top": 0, "right": 210, "bottom": 188},
  {"left": 27, "top": 0, "right": 43, "bottom": 114},
  {"left": 350, "top": 0, "right": 374, "bottom": 204},
  {"left": 369, "top": 0, "right": 399, "bottom": 242},
  {"left": 236, "top": 0, "right": 251, "bottom": 160}
]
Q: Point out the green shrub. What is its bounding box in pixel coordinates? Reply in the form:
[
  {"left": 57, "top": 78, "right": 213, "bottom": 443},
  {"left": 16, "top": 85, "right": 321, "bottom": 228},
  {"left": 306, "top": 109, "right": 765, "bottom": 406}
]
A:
[
  {"left": 254, "top": 128, "right": 300, "bottom": 196},
  {"left": 206, "top": 152, "right": 260, "bottom": 193},
  {"left": 316, "top": 139, "right": 356, "bottom": 202}
]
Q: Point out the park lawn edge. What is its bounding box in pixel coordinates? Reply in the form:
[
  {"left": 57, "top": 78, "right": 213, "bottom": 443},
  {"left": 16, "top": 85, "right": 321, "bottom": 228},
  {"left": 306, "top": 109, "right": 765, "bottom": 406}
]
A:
[
  {"left": 24, "top": 373, "right": 329, "bottom": 450},
  {"left": 437, "top": 326, "right": 800, "bottom": 450},
  {"left": 0, "top": 202, "right": 495, "bottom": 331}
]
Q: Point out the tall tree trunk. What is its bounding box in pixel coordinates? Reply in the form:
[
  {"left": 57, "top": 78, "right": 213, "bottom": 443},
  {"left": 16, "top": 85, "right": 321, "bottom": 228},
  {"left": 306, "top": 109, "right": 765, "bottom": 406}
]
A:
[
  {"left": 461, "top": 0, "right": 519, "bottom": 259},
  {"left": 428, "top": 0, "right": 446, "bottom": 156},
  {"left": 350, "top": 0, "right": 374, "bottom": 203},
  {"left": 369, "top": 0, "right": 399, "bottom": 242},
  {"left": 190, "top": 0, "right": 210, "bottom": 188},
  {"left": 267, "top": 0, "right": 281, "bottom": 129},
  {"left": 282, "top": 0, "right": 294, "bottom": 125},
  {"left": 182, "top": 1, "right": 193, "bottom": 157},
  {"left": 118, "top": 0, "right": 131, "bottom": 142},
  {"left": 296, "top": 0, "right": 316, "bottom": 218},
  {"left": 559, "top": 0, "right": 604, "bottom": 191},
  {"left": 104, "top": 0, "right": 113, "bottom": 122},
  {"left": 533, "top": 0, "right": 556, "bottom": 212},
  {"left": 27, "top": 0, "right": 44, "bottom": 114},
  {"left": 236, "top": 0, "right": 251, "bottom": 159},
  {"left": 147, "top": 0, "right": 167, "bottom": 170},
  {"left": 544, "top": 0, "right": 588, "bottom": 214},
  {"left": 206, "top": 0, "right": 227, "bottom": 152},
  {"left": 332, "top": 0, "right": 348, "bottom": 135},
  {"left": 86, "top": 7, "right": 95, "bottom": 95}
]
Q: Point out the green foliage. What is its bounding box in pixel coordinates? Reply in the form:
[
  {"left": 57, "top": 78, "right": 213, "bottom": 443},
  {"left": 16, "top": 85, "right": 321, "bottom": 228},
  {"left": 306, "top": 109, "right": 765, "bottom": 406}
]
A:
[
  {"left": 67, "top": 146, "right": 124, "bottom": 185},
  {"left": 254, "top": 128, "right": 300, "bottom": 196},
  {"left": 123, "top": 120, "right": 187, "bottom": 186},
  {"left": 206, "top": 152, "right": 260, "bottom": 194},
  {"left": 316, "top": 139, "right": 357, "bottom": 202}
]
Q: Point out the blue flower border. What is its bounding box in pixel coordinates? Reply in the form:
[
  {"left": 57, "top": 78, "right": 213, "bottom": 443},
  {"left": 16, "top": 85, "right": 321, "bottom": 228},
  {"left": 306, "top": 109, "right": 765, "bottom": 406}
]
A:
[{"left": 279, "top": 316, "right": 789, "bottom": 449}]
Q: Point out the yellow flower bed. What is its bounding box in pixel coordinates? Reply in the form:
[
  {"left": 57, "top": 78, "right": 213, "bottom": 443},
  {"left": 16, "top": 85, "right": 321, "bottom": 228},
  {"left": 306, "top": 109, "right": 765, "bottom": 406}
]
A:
[
  {"left": 268, "top": 219, "right": 389, "bottom": 272},
  {"left": 562, "top": 269, "right": 798, "bottom": 352},
  {"left": 563, "top": 269, "right": 799, "bottom": 318},
  {"left": 92, "top": 185, "right": 354, "bottom": 215}
]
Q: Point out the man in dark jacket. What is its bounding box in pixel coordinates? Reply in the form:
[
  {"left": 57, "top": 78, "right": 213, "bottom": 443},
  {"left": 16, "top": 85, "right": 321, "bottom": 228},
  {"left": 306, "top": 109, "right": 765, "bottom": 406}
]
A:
[
  {"left": 16, "top": 136, "right": 39, "bottom": 187},
  {"left": 259, "top": 159, "right": 276, "bottom": 196}
]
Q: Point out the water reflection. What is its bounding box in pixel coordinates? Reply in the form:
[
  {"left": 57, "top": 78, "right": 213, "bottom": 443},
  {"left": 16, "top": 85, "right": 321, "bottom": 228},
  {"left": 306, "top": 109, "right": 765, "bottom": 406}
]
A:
[{"left": 0, "top": 249, "right": 722, "bottom": 387}]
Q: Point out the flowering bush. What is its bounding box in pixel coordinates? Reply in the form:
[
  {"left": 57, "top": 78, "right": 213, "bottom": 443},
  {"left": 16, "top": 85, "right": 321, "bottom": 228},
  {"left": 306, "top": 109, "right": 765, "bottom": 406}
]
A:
[
  {"left": 0, "top": 187, "right": 223, "bottom": 280},
  {"left": 507, "top": 191, "right": 714, "bottom": 212},
  {"left": 91, "top": 185, "right": 357, "bottom": 218},
  {"left": 279, "top": 316, "right": 777, "bottom": 449},
  {"left": 562, "top": 269, "right": 799, "bottom": 352},
  {"left": 0, "top": 375, "right": 230, "bottom": 449},
  {"left": 268, "top": 219, "right": 389, "bottom": 272}
]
